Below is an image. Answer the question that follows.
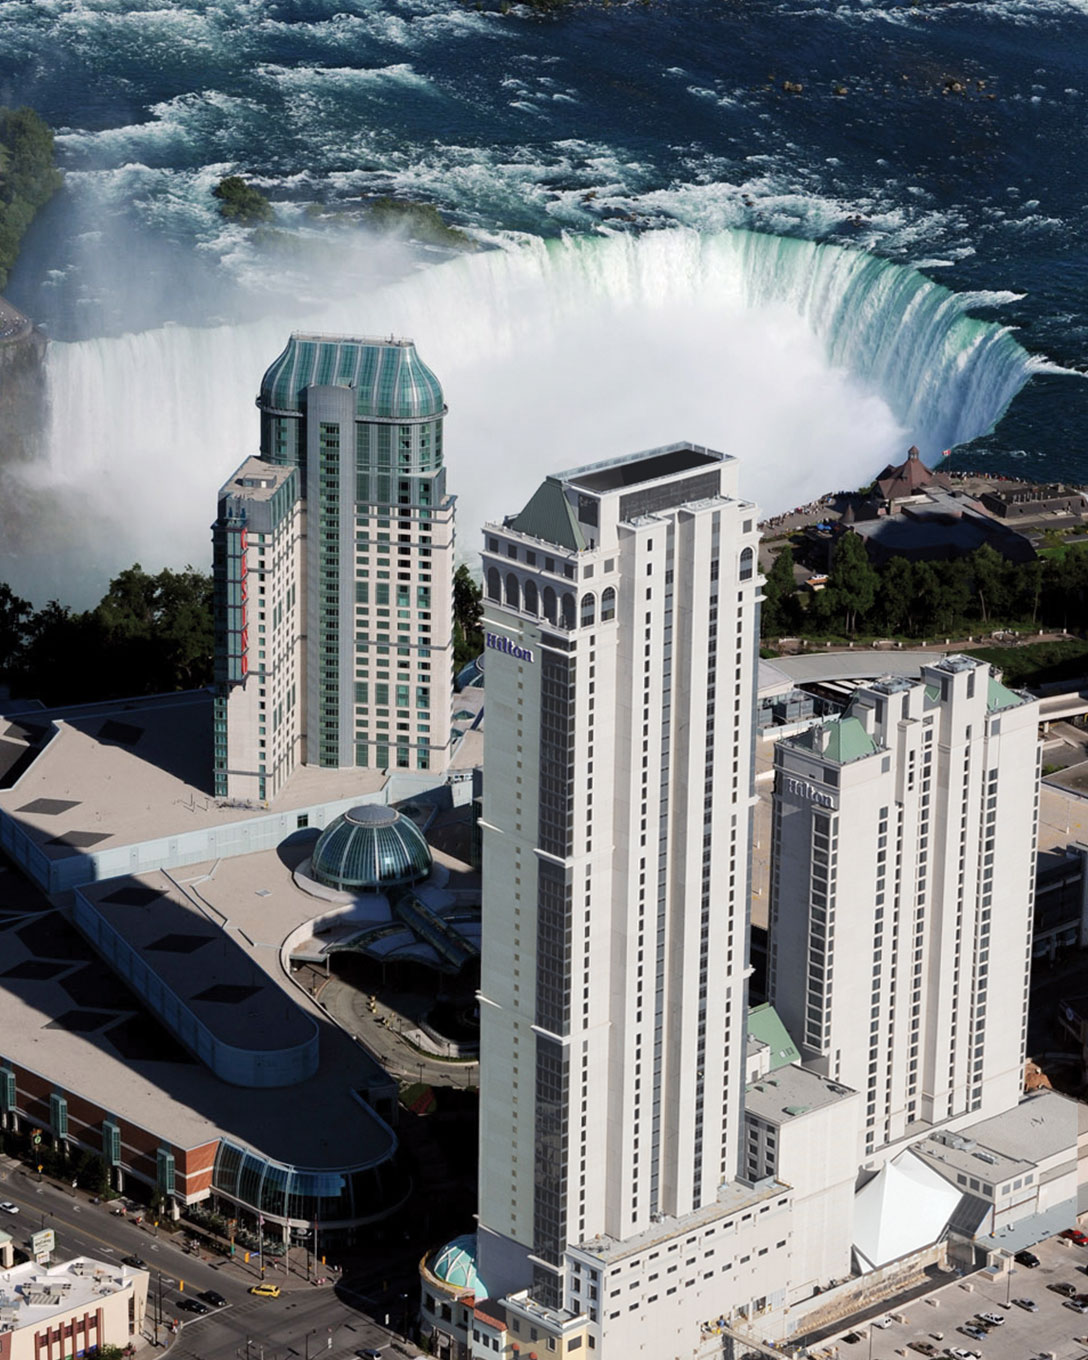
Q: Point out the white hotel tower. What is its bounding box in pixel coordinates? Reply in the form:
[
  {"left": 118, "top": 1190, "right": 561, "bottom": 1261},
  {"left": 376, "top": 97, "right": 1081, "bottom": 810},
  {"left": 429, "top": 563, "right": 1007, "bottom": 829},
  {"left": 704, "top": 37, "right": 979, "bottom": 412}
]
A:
[
  {"left": 476, "top": 445, "right": 765, "bottom": 1338},
  {"left": 768, "top": 655, "right": 1040, "bottom": 1164}
]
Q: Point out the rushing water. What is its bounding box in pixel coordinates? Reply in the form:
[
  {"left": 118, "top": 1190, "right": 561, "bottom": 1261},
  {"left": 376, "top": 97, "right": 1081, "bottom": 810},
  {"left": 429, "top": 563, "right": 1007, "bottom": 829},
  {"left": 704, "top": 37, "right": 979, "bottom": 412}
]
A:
[{"left": 1, "top": 0, "right": 1086, "bottom": 602}]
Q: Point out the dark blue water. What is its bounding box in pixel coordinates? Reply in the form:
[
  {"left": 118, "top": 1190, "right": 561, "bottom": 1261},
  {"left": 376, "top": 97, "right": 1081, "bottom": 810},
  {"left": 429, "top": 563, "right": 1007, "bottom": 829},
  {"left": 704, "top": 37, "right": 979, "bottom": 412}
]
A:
[{"left": 3, "top": 0, "right": 1087, "bottom": 480}]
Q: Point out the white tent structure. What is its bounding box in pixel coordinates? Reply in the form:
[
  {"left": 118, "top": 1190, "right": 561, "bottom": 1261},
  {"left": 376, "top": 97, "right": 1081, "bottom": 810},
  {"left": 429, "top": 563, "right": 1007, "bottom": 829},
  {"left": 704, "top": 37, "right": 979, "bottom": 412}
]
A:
[{"left": 854, "top": 1150, "right": 964, "bottom": 1271}]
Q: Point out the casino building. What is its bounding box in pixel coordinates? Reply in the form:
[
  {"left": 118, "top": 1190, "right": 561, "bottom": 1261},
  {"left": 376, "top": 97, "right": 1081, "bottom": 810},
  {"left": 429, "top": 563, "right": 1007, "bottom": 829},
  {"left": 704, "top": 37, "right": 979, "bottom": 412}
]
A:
[{"left": 213, "top": 333, "right": 456, "bottom": 803}]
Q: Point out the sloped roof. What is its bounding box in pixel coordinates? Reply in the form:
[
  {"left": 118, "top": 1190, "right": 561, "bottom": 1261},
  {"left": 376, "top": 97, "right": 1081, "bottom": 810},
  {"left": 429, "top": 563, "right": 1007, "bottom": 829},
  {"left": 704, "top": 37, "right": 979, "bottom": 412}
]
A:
[
  {"left": 510, "top": 478, "right": 586, "bottom": 551},
  {"left": 853, "top": 1150, "right": 962, "bottom": 1271},
  {"left": 791, "top": 715, "right": 877, "bottom": 764},
  {"left": 876, "top": 445, "right": 951, "bottom": 503},
  {"left": 988, "top": 675, "right": 1025, "bottom": 713},
  {"left": 747, "top": 1003, "right": 800, "bottom": 1071}
]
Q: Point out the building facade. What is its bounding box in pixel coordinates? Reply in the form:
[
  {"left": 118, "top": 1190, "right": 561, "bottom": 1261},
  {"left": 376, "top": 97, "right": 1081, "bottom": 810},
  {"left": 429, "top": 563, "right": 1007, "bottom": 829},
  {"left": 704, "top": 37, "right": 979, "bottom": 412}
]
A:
[
  {"left": 213, "top": 458, "right": 304, "bottom": 802},
  {"left": 768, "top": 656, "right": 1040, "bottom": 1163},
  {"left": 214, "top": 333, "right": 455, "bottom": 801},
  {"left": 0, "top": 1257, "right": 147, "bottom": 1360},
  {"left": 475, "top": 443, "right": 766, "bottom": 1347}
]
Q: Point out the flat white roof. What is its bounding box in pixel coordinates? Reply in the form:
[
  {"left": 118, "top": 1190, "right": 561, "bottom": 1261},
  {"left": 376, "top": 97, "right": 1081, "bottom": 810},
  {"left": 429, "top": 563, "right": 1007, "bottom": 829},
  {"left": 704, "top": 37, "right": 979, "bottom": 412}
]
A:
[
  {"left": 0, "top": 843, "right": 398, "bottom": 1170},
  {"left": 0, "top": 1256, "right": 135, "bottom": 1332},
  {"left": 0, "top": 692, "right": 386, "bottom": 863}
]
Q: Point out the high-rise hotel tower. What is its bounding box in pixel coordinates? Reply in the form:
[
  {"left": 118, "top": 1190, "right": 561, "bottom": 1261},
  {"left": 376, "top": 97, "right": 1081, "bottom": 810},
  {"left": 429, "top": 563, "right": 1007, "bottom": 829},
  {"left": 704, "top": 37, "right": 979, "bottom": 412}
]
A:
[
  {"left": 768, "top": 655, "right": 1039, "bottom": 1163},
  {"left": 475, "top": 444, "right": 762, "bottom": 1315},
  {"left": 213, "top": 334, "right": 455, "bottom": 801}
]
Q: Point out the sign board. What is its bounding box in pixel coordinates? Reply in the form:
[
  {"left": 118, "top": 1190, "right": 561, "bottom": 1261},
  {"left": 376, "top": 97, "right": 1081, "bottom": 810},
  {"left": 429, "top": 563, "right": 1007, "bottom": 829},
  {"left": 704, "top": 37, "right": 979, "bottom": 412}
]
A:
[
  {"left": 784, "top": 776, "right": 837, "bottom": 809},
  {"left": 485, "top": 632, "right": 534, "bottom": 663},
  {"left": 31, "top": 1228, "right": 54, "bottom": 1262}
]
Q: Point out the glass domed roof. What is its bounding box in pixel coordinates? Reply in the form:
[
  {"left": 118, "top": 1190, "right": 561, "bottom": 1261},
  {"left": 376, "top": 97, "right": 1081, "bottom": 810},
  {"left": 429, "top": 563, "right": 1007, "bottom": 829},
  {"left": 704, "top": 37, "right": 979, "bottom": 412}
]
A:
[
  {"left": 311, "top": 804, "right": 433, "bottom": 892},
  {"left": 431, "top": 1234, "right": 487, "bottom": 1298},
  {"left": 259, "top": 334, "right": 444, "bottom": 421}
]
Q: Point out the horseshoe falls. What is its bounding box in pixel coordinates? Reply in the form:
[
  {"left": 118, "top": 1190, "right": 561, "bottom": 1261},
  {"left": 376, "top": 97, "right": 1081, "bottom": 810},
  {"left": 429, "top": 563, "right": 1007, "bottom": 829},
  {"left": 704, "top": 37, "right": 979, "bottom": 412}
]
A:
[{"left": 12, "top": 229, "right": 1037, "bottom": 607}]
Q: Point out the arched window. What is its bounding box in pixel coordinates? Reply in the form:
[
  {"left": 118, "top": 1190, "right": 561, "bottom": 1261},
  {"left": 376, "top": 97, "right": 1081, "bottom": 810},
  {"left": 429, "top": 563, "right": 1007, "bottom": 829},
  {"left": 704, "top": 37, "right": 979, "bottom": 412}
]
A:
[
  {"left": 542, "top": 585, "right": 557, "bottom": 624},
  {"left": 505, "top": 572, "right": 520, "bottom": 608},
  {"left": 561, "top": 593, "right": 576, "bottom": 629},
  {"left": 487, "top": 567, "right": 501, "bottom": 602},
  {"left": 523, "top": 580, "right": 539, "bottom": 615},
  {"left": 601, "top": 586, "right": 616, "bottom": 622},
  {"left": 580, "top": 593, "right": 596, "bottom": 628},
  {"left": 740, "top": 547, "right": 754, "bottom": 581}
]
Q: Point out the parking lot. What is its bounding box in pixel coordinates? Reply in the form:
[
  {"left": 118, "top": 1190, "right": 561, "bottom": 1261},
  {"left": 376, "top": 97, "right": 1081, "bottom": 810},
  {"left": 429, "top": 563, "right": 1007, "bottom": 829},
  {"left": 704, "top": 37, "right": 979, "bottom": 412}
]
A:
[{"left": 821, "top": 1233, "right": 1088, "bottom": 1360}]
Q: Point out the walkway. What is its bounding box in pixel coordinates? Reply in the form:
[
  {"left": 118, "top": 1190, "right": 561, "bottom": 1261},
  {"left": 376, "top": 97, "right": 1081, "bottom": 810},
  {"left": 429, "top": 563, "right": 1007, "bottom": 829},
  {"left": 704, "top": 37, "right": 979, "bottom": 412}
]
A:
[{"left": 0, "top": 295, "right": 32, "bottom": 344}]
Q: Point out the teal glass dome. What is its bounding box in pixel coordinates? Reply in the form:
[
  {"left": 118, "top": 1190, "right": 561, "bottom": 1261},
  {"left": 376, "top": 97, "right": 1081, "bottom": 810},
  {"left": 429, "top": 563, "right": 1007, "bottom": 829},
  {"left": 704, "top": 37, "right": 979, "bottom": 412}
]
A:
[
  {"left": 310, "top": 805, "right": 433, "bottom": 893},
  {"left": 259, "top": 334, "right": 445, "bottom": 421},
  {"left": 431, "top": 1234, "right": 487, "bottom": 1298}
]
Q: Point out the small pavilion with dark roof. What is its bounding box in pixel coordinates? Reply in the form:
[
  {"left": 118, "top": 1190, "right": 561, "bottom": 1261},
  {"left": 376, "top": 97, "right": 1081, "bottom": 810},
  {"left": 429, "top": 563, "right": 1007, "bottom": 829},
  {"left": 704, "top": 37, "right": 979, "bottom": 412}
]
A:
[{"left": 873, "top": 445, "right": 951, "bottom": 511}]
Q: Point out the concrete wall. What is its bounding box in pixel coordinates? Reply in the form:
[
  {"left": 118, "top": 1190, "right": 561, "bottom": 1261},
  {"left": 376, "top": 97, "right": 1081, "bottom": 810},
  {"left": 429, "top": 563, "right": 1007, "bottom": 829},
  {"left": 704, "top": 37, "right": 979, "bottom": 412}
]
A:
[{"left": 0, "top": 787, "right": 394, "bottom": 895}]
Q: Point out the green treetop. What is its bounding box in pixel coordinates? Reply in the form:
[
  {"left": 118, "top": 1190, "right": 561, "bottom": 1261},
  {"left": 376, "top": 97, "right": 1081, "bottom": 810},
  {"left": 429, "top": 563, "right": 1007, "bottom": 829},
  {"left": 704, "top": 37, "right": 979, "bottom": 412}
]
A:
[{"left": 212, "top": 176, "right": 273, "bottom": 225}]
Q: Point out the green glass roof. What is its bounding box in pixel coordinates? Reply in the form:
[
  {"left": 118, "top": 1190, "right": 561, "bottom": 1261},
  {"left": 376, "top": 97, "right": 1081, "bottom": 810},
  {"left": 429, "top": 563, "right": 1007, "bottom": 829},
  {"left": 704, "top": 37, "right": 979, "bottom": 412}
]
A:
[
  {"left": 792, "top": 715, "right": 877, "bottom": 764},
  {"left": 747, "top": 1004, "right": 800, "bottom": 1071},
  {"left": 987, "top": 675, "right": 1024, "bottom": 712},
  {"left": 510, "top": 478, "right": 586, "bottom": 551},
  {"left": 311, "top": 804, "right": 433, "bottom": 892},
  {"left": 260, "top": 334, "right": 444, "bottom": 420},
  {"left": 432, "top": 1234, "right": 487, "bottom": 1298}
]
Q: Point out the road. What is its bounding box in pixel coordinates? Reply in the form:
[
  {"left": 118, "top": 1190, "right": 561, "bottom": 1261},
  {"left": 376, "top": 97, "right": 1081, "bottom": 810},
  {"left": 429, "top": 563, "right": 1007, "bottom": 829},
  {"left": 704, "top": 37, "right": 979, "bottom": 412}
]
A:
[
  {"left": 316, "top": 972, "right": 478, "bottom": 1088},
  {"left": 0, "top": 1160, "right": 419, "bottom": 1360}
]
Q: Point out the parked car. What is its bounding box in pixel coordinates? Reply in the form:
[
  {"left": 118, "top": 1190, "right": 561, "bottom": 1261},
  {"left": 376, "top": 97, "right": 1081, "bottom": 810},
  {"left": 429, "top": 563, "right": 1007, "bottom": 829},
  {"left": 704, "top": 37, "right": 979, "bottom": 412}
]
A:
[
  {"left": 1061, "top": 1229, "right": 1088, "bottom": 1246},
  {"left": 909, "top": 1343, "right": 938, "bottom": 1356},
  {"left": 947, "top": 1348, "right": 981, "bottom": 1359},
  {"left": 249, "top": 1283, "right": 281, "bottom": 1298},
  {"left": 843, "top": 1335, "right": 863, "bottom": 1346},
  {"left": 1013, "top": 1299, "right": 1039, "bottom": 1313},
  {"left": 1016, "top": 1251, "right": 1041, "bottom": 1268},
  {"left": 959, "top": 1327, "right": 987, "bottom": 1342},
  {"left": 874, "top": 1319, "right": 895, "bottom": 1330},
  {"left": 199, "top": 1290, "right": 227, "bottom": 1308},
  {"left": 179, "top": 1299, "right": 210, "bottom": 1315},
  {"left": 1049, "top": 1283, "right": 1078, "bottom": 1298},
  {"left": 975, "top": 1314, "right": 1004, "bottom": 1328},
  {"left": 1064, "top": 1301, "right": 1088, "bottom": 1314}
]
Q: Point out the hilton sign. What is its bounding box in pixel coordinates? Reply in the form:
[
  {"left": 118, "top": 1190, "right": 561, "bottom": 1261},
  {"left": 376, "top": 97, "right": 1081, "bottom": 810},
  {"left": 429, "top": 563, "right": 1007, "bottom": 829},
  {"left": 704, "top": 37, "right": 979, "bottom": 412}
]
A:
[
  {"left": 486, "top": 631, "right": 535, "bottom": 663},
  {"left": 785, "top": 776, "right": 836, "bottom": 808}
]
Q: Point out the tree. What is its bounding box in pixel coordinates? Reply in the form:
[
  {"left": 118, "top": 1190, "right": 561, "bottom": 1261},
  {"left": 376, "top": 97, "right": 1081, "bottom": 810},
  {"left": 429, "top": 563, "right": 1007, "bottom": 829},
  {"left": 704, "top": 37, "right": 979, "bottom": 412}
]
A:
[
  {"left": 212, "top": 176, "right": 273, "bottom": 225},
  {"left": 824, "top": 532, "right": 877, "bottom": 634},
  {"left": 1, "top": 563, "right": 213, "bottom": 704},
  {"left": 1015, "top": 558, "right": 1045, "bottom": 624},
  {"left": 75, "top": 1150, "right": 110, "bottom": 1196},
  {"left": 875, "top": 555, "right": 913, "bottom": 635},
  {"left": 0, "top": 582, "right": 32, "bottom": 676},
  {"left": 452, "top": 564, "right": 483, "bottom": 671},
  {"left": 969, "top": 544, "right": 1010, "bottom": 624},
  {"left": 760, "top": 545, "right": 801, "bottom": 636},
  {"left": 0, "top": 106, "right": 62, "bottom": 288}
]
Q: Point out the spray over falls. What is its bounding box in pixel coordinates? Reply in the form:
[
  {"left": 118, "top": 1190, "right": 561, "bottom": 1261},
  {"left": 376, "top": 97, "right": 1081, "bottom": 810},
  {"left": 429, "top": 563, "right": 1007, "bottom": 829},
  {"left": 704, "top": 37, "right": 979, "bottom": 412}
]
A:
[{"left": 8, "top": 228, "right": 1038, "bottom": 606}]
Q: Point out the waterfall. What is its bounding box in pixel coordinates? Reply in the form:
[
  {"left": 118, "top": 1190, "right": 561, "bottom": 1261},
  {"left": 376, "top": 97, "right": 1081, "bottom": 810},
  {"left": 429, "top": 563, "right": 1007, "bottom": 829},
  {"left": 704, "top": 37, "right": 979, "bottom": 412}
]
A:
[{"left": 13, "top": 227, "right": 1036, "bottom": 606}]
